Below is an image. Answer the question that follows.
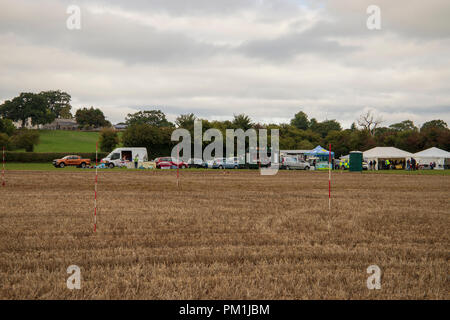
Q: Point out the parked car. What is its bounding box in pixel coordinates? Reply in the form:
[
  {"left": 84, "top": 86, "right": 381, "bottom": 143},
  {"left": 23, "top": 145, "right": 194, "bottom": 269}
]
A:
[
  {"left": 362, "top": 161, "right": 369, "bottom": 170},
  {"left": 187, "top": 158, "right": 207, "bottom": 168},
  {"left": 53, "top": 155, "right": 91, "bottom": 168},
  {"left": 212, "top": 157, "right": 242, "bottom": 169},
  {"left": 282, "top": 157, "right": 310, "bottom": 170},
  {"left": 154, "top": 157, "right": 188, "bottom": 169}
]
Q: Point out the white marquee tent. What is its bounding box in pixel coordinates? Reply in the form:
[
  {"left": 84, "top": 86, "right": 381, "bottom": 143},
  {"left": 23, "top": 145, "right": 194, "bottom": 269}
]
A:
[
  {"left": 413, "top": 147, "right": 450, "bottom": 170},
  {"left": 363, "top": 147, "right": 413, "bottom": 170}
]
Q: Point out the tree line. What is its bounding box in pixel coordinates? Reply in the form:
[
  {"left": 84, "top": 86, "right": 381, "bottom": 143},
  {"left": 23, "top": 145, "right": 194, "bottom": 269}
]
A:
[
  {"left": 102, "top": 109, "right": 449, "bottom": 159},
  {"left": 0, "top": 91, "right": 110, "bottom": 151},
  {"left": 1, "top": 91, "right": 449, "bottom": 156}
]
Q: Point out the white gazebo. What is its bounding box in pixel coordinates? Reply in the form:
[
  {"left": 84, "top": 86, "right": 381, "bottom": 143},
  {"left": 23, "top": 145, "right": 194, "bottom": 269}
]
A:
[
  {"left": 413, "top": 147, "right": 450, "bottom": 170},
  {"left": 363, "top": 147, "right": 413, "bottom": 170}
]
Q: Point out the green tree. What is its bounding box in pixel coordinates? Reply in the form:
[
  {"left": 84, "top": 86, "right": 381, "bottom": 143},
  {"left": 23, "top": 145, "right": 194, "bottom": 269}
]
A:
[
  {"left": 421, "top": 120, "right": 448, "bottom": 131},
  {"left": 393, "top": 130, "right": 423, "bottom": 153},
  {"left": 310, "top": 119, "right": 342, "bottom": 138},
  {"left": 39, "top": 90, "right": 72, "bottom": 119},
  {"left": 290, "top": 111, "right": 309, "bottom": 130},
  {"left": 232, "top": 114, "right": 253, "bottom": 130},
  {"left": 297, "top": 139, "right": 314, "bottom": 150},
  {"left": 75, "top": 107, "right": 110, "bottom": 129},
  {"left": 0, "top": 92, "right": 54, "bottom": 127},
  {"left": 10, "top": 129, "right": 40, "bottom": 152},
  {"left": 325, "top": 130, "right": 352, "bottom": 157},
  {"left": 349, "top": 129, "right": 375, "bottom": 151},
  {"left": 99, "top": 128, "right": 119, "bottom": 152},
  {"left": 421, "top": 125, "right": 450, "bottom": 150},
  {"left": 0, "top": 133, "right": 9, "bottom": 149},
  {"left": 126, "top": 110, "right": 173, "bottom": 127},
  {"left": 389, "top": 120, "right": 417, "bottom": 132},
  {"left": 122, "top": 124, "right": 174, "bottom": 159},
  {"left": 175, "top": 113, "right": 196, "bottom": 129},
  {"left": 0, "top": 118, "right": 15, "bottom": 136}
]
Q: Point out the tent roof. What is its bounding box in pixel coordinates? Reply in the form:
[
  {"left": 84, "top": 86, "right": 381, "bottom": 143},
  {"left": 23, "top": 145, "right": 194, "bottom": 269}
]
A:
[
  {"left": 306, "top": 145, "right": 334, "bottom": 156},
  {"left": 280, "top": 150, "right": 311, "bottom": 154},
  {"left": 413, "top": 147, "right": 450, "bottom": 158},
  {"left": 363, "top": 147, "right": 412, "bottom": 158}
]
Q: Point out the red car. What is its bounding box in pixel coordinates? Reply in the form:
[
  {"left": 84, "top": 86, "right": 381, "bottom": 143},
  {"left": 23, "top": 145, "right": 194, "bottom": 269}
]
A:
[{"left": 154, "top": 157, "right": 188, "bottom": 169}]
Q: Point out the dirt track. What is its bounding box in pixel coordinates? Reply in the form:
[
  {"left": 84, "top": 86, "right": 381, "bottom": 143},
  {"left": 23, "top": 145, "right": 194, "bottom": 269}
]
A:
[{"left": 0, "top": 170, "right": 448, "bottom": 299}]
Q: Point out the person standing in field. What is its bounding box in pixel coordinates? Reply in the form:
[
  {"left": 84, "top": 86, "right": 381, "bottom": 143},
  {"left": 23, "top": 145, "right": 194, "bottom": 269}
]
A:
[
  {"left": 411, "top": 157, "right": 416, "bottom": 171},
  {"left": 134, "top": 155, "right": 139, "bottom": 169}
]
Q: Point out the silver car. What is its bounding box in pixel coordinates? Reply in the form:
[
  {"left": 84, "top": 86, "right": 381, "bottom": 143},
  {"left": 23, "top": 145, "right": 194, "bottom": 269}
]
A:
[{"left": 282, "top": 157, "right": 310, "bottom": 170}]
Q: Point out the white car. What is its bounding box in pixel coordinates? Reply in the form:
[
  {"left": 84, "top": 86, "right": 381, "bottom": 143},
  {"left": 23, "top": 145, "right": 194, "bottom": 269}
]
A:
[{"left": 282, "top": 157, "right": 310, "bottom": 170}]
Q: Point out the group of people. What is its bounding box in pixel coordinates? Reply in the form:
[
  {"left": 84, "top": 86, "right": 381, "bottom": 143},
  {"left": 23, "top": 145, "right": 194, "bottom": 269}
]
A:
[
  {"left": 406, "top": 158, "right": 437, "bottom": 170},
  {"left": 406, "top": 158, "right": 418, "bottom": 171},
  {"left": 368, "top": 160, "right": 377, "bottom": 170},
  {"left": 122, "top": 155, "right": 140, "bottom": 168}
]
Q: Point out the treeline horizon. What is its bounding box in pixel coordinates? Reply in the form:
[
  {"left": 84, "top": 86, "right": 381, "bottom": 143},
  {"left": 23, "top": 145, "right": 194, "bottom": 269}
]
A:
[{"left": 1, "top": 90, "right": 449, "bottom": 157}]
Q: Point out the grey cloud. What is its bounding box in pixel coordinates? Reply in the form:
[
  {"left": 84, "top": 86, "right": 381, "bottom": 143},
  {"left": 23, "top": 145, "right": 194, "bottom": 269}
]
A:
[
  {"left": 71, "top": 0, "right": 301, "bottom": 18},
  {"left": 237, "top": 30, "right": 359, "bottom": 61},
  {"left": 326, "top": 0, "right": 450, "bottom": 40},
  {"left": 71, "top": 14, "right": 223, "bottom": 64},
  {"left": 0, "top": 0, "right": 225, "bottom": 65},
  {"left": 0, "top": 0, "right": 449, "bottom": 127}
]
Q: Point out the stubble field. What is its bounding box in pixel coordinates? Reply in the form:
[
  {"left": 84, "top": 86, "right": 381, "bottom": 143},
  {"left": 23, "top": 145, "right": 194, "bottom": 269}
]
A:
[{"left": 0, "top": 169, "right": 448, "bottom": 299}]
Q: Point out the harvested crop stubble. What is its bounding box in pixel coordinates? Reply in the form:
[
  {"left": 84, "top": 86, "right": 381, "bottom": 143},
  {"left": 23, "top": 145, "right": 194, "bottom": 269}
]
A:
[{"left": 0, "top": 170, "right": 448, "bottom": 299}]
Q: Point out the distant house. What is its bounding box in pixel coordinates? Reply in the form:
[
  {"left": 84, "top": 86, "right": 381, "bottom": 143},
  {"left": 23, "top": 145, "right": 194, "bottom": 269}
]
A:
[
  {"left": 114, "top": 123, "right": 128, "bottom": 130},
  {"left": 13, "top": 118, "right": 42, "bottom": 129},
  {"left": 43, "top": 118, "right": 79, "bottom": 130}
]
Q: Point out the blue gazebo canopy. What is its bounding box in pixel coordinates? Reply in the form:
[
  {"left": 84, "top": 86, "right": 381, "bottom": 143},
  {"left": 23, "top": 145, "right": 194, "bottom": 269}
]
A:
[{"left": 306, "top": 145, "right": 334, "bottom": 157}]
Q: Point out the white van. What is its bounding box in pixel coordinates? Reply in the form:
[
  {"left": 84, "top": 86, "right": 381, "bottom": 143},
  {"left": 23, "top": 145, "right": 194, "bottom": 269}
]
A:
[{"left": 101, "top": 147, "right": 148, "bottom": 168}]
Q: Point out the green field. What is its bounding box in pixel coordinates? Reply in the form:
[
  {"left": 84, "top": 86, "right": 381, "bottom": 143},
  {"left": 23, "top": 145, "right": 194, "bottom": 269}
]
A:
[
  {"left": 4, "top": 163, "right": 83, "bottom": 171},
  {"left": 26, "top": 130, "right": 123, "bottom": 153},
  {"left": 34, "top": 130, "right": 99, "bottom": 152},
  {"left": 4, "top": 163, "right": 125, "bottom": 171},
  {"left": 4, "top": 163, "right": 450, "bottom": 175}
]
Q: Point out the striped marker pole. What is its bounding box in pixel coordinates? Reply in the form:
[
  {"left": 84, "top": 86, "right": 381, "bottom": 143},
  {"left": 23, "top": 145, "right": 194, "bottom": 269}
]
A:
[
  {"left": 176, "top": 144, "right": 180, "bottom": 188},
  {"left": 94, "top": 142, "right": 98, "bottom": 232},
  {"left": 328, "top": 143, "right": 331, "bottom": 210},
  {"left": 2, "top": 146, "right": 5, "bottom": 187}
]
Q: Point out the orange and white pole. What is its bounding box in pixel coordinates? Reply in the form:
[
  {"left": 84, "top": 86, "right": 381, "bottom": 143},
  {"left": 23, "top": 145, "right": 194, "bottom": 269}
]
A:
[
  {"left": 94, "top": 142, "right": 98, "bottom": 232},
  {"left": 2, "top": 146, "right": 5, "bottom": 187}
]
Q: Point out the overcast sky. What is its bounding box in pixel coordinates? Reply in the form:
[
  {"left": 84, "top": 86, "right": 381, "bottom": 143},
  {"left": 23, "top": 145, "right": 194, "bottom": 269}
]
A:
[{"left": 1, "top": 0, "right": 449, "bottom": 128}]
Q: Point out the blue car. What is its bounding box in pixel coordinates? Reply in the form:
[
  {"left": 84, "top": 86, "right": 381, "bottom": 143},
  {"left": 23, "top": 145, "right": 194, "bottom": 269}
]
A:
[{"left": 212, "top": 157, "right": 242, "bottom": 169}]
